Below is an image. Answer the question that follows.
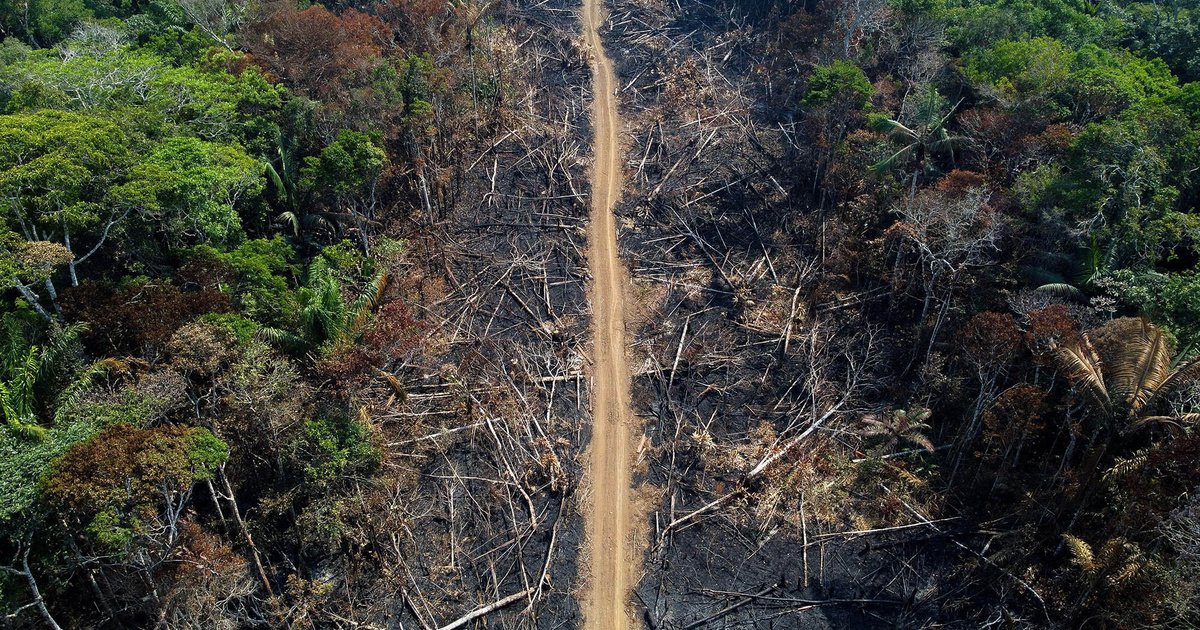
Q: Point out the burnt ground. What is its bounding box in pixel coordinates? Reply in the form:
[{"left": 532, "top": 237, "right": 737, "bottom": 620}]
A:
[
  {"left": 378, "top": 0, "right": 598, "bottom": 626},
  {"left": 592, "top": 0, "right": 1045, "bottom": 627}
]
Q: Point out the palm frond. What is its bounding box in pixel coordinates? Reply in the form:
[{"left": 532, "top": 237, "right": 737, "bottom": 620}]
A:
[
  {"left": 903, "top": 432, "right": 936, "bottom": 452},
  {"left": 1103, "top": 451, "right": 1149, "bottom": 480},
  {"left": 255, "top": 327, "right": 307, "bottom": 352},
  {"left": 277, "top": 211, "right": 301, "bottom": 236},
  {"left": 932, "top": 97, "right": 966, "bottom": 132},
  {"left": 52, "top": 358, "right": 116, "bottom": 425},
  {"left": 870, "top": 143, "right": 917, "bottom": 174},
  {"left": 1057, "top": 341, "right": 1112, "bottom": 414},
  {"left": 297, "top": 260, "right": 349, "bottom": 344},
  {"left": 1134, "top": 321, "right": 1172, "bottom": 402},
  {"left": 1035, "top": 283, "right": 1084, "bottom": 301},
  {"left": 1154, "top": 356, "right": 1200, "bottom": 400},
  {"left": 349, "top": 272, "right": 391, "bottom": 337},
  {"left": 869, "top": 116, "right": 918, "bottom": 142},
  {"left": 0, "top": 346, "right": 44, "bottom": 439},
  {"left": 264, "top": 160, "right": 286, "bottom": 196},
  {"left": 1106, "top": 319, "right": 1170, "bottom": 414},
  {"left": 37, "top": 322, "right": 86, "bottom": 383},
  {"left": 302, "top": 298, "right": 342, "bottom": 345},
  {"left": 375, "top": 368, "right": 407, "bottom": 403},
  {"left": 1125, "top": 414, "right": 1186, "bottom": 437},
  {"left": 859, "top": 415, "right": 890, "bottom": 436},
  {"left": 306, "top": 254, "right": 336, "bottom": 284},
  {"left": 1175, "top": 412, "right": 1200, "bottom": 427},
  {"left": 929, "top": 134, "right": 971, "bottom": 155}
]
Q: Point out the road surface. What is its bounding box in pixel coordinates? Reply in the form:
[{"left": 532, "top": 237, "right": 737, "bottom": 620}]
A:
[{"left": 581, "top": 0, "right": 636, "bottom": 627}]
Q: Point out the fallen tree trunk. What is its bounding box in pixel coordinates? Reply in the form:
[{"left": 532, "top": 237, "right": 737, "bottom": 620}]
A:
[{"left": 436, "top": 587, "right": 537, "bottom": 630}]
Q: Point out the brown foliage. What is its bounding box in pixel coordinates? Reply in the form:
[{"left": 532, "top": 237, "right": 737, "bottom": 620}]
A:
[
  {"left": 168, "top": 322, "right": 240, "bottom": 377},
  {"left": 980, "top": 384, "right": 1048, "bottom": 463},
  {"left": 1025, "top": 304, "right": 1080, "bottom": 359},
  {"left": 1036, "top": 124, "right": 1075, "bottom": 153},
  {"left": 46, "top": 424, "right": 211, "bottom": 522},
  {"left": 244, "top": 3, "right": 391, "bottom": 103},
  {"left": 935, "top": 169, "right": 987, "bottom": 197},
  {"left": 315, "top": 346, "right": 378, "bottom": 395},
  {"left": 316, "top": 299, "right": 423, "bottom": 393},
  {"left": 961, "top": 311, "right": 1022, "bottom": 366},
  {"left": 162, "top": 523, "right": 256, "bottom": 630},
  {"left": 1126, "top": 435, "right": 1200, "bottom": 517},
  {"left": 957, "top": 107, "right": 1012, "bottom": 151},
  {"left": 362, "top": 300, "right": 423, "bottom": 357},
  {"left": 61, "top": 281, "right": 232, "bottom": 358},
  {"left": 377, "top": 0, "right": 446, "bottom": 51}
]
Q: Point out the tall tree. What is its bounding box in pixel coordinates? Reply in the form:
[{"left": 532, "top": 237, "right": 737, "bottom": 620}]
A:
[
  {"left": 300, "top": 130, "right": 387, "bottom": 252},
  {"left": 0, "top": 111, "right": 131, "bottom": 319}
]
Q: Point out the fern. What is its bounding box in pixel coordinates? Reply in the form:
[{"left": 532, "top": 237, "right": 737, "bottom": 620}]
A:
[
  {"left": 1097, "top": 539, "right": 1142, "bottom": 586},
  {"left": 1103, "top": 451, "right": 1149, "bottom": 481},
  {"left": 1063, "top": 534, "right": 1096, "bottom": 572}
]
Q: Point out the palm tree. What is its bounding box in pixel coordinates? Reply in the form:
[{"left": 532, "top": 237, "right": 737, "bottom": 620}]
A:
[
  {"left": 265, "top": 128, "right": 335, "bottom": 247},
  {"left": 871, "top": 87, "right": 970, "bottom": 202},
  {"left": 0, "top": 321, "right": 86, "bottom": 439},
  {"left": 1057, "top": 317, "right": 1200, "bottom": 436},
  {"left": 258, "top": 258, "right": 390, "bottom": 353},
  {"left": 1055, "top": 318, "right": 1200, "bottom": 526},
  {"left": 860, "top": 407, "right": 936, "bottom": 454}
]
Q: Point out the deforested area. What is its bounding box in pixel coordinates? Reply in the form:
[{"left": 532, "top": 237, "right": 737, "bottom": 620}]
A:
[
  {"left": 602, "top": 0, "right": 1200, "bottom": 627},
  {"left": 3, "top": 0, "right": 1200, "bottom": 628},
  {"left": 1, "top": 0, "right": 600, "bottom": 627}
]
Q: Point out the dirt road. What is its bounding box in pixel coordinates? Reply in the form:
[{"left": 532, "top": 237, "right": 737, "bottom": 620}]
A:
[{"left": 581, "top": 0, "right": 636, "bottom": 628}]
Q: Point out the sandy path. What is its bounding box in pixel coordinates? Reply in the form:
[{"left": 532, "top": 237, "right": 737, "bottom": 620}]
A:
[{"left": 581, "top": 0, "right": 636, "bottom": 627}]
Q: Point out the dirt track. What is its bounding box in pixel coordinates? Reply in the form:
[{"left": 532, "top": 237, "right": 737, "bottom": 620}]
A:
[{"left": 581, "top": 0, "right": 636, "bottom": 627}]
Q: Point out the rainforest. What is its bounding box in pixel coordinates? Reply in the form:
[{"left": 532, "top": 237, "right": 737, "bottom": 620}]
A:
[{"left": 2, "top": 0, "right": 1200, "bottom": 628}]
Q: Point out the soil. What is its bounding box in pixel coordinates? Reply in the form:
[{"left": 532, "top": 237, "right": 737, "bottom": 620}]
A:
[{"left": 580, "top": 0, "right": 640, "bottom": 627}]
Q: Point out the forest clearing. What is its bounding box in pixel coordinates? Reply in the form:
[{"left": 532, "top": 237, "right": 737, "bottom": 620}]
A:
[{"left": 4, "top": 0, "right": 1200, "bottom": 627}]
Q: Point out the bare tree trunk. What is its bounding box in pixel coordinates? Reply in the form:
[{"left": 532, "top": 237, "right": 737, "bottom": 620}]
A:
[
  {"left": 43, "top": 277, "right": 63, "bottom": 320},
  {"left": 13, "top": 281, "right": 54, "bottom": 322},
  {"left": 22, "top": 550, "right": 62, "bottom": 630},
  {"left": 2, "top": 540, "right": 65, "bottom": 630},
  {"left": 60, "top": 524, "right": 121, "bottom": 626},
  {"left": 218, "top": 466, "right": 274, "bottom": 597},
  {"left": 436, "top": 586, "right": 535, "bottom": 630}
]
